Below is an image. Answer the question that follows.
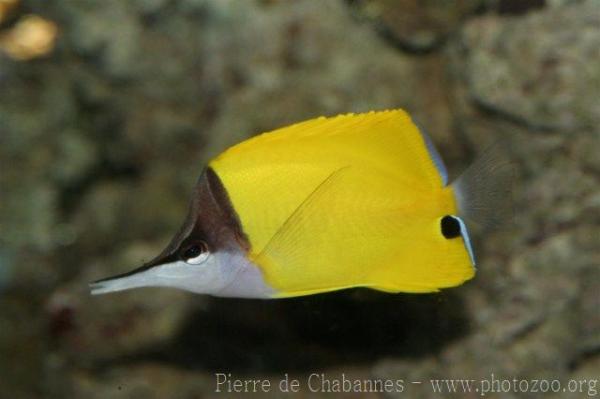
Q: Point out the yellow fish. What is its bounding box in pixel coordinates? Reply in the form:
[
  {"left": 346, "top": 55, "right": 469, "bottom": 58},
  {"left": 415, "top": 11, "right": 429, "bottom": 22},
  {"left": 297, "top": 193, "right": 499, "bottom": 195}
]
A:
[{"left": 90, "top": 110, "right": 510, "bottom": 298}]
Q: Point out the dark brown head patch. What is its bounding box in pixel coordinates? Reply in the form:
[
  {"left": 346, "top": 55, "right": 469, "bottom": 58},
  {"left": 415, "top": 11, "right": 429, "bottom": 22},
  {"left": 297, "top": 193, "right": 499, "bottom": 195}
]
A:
[
  {"left": 191, "top": 167, "right": 249, "bottom": 252},
  {"left": 93, "top": 168, "right": 249, "bottom": 283}
]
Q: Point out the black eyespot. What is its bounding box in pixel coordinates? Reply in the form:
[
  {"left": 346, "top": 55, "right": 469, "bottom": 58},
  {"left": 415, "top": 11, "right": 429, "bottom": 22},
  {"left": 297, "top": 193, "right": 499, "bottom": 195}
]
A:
[
  {"left": 441, "top": 215, "right": 461, "bottom": 239},
  {"left": 181, "top": 241, "right": 208, "bottom": 260}
]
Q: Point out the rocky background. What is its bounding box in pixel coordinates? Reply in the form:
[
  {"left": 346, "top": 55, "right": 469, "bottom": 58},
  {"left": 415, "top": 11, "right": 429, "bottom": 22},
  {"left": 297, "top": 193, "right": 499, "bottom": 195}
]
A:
[{"left": 0, "top": 0, "right": 598, "bottom": 398}]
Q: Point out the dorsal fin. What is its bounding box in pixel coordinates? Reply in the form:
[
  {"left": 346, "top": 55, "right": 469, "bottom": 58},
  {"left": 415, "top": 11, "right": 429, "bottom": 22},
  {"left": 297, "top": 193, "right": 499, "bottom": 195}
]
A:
[{"left": 210, "top": 110, "right": 449, "bottom": 255}]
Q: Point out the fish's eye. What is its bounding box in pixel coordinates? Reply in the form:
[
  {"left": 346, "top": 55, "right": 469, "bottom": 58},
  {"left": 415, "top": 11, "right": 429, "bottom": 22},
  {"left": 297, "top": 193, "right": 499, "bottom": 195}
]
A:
[
  {"left": 441, "top": 215, "right": 461, "bottom": 239},
  {"left": 181, "top": 241, "right": 209, "bottom": 265}
]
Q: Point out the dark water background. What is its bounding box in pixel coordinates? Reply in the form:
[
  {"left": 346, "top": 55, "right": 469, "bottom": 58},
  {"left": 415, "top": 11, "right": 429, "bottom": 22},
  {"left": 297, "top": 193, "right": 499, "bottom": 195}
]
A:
[{"left": 0, "top": 1, "right": 598, "bottom": 398}]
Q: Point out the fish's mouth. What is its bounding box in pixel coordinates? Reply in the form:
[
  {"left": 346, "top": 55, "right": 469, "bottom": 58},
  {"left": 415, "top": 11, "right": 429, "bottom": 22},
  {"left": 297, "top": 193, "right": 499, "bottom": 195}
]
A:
[
  {"left": 89, "top": 247, "right": 179, "bottom": 295},
  {"left": 89, "top": 275, "right": 145, "bottom": 295},
  {"left": 89, "top": 263, "right": 158, "bottom": 295},
  {"left": 89, "top": 280, "right": 114, "bottom": 295}
]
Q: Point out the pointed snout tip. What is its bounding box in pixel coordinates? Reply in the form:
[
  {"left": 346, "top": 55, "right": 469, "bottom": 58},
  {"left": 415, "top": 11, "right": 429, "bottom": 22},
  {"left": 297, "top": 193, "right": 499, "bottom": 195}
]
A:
[
  {"left": 88, "top": 274, "right": 131, "bottom": 296},
  {"left": 88, "top": 263, "right": 153, "bottom": 296},
  {"left": 88, "top": 280, "right": 111, "bottom": 296}
]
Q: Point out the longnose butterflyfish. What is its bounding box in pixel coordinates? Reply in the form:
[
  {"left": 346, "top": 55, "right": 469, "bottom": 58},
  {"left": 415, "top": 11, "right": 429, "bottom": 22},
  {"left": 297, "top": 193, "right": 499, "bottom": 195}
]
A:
[{"left": 90, "top": 110, "right": 511, "bottom": 298}]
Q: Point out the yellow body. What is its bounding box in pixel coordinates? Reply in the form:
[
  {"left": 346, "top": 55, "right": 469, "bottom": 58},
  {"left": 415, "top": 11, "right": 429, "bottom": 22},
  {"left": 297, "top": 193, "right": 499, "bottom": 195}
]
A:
[{"left": 210, "top": 110, "right": 474, "bottom": 297}]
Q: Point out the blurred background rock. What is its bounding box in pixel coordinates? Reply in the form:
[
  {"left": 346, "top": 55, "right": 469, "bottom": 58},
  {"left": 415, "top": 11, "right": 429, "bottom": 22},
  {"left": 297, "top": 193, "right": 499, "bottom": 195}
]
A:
[{"left": 0, "top": 0, "right": 598, "bottom": 398}]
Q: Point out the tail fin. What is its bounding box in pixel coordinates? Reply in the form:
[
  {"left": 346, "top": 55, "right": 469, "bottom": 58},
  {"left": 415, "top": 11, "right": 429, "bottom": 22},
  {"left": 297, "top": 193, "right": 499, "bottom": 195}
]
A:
[{"left": 451, "top": 142, "right": 514, "bottom": 230}]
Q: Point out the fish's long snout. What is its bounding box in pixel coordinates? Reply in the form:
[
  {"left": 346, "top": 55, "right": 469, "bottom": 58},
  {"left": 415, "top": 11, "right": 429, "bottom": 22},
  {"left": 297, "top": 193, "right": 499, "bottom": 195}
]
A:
[
  {"left": 89, "top": 278, "right": 137, "bottom": 295},
  {"left": 89, "top": 266, "right": 154, "bottom": 295}
]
